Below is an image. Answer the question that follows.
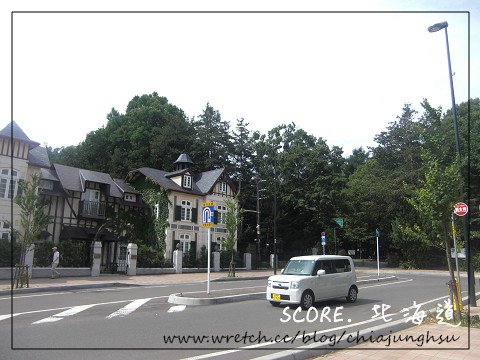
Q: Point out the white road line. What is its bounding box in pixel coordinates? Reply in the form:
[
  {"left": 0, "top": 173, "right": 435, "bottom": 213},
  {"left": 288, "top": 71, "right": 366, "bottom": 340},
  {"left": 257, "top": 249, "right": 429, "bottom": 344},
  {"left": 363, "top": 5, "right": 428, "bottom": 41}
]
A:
[
  {"left": 359, "top": 278, "right": 414, "bottom": 289},
  {"left": 180, "top": 293, "right": 454, "bottom": 360},
  {"left": 167, "top": 305, "right": 186, "bottom": 313},
  {"left": 0, "top": 313, "right": 19, "bottom": 321},
  {"left": 0, "top": 295, "right": 170, "bottom": 321},
  {"left": 106, "top": 298, "right": 152, "bottom": 319},
  {"left": 32, "top": 304, "right": 95, "bottom": 324}
]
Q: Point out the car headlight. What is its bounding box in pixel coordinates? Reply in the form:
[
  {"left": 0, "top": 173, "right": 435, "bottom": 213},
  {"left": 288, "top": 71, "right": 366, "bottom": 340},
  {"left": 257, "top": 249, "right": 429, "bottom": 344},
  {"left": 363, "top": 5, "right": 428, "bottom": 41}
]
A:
[
  {"left": 290, "top": 281, "right": 299, "bottom": 289},
  {"left": 267, "top": 280, "right": 272, "bottom": 287}
]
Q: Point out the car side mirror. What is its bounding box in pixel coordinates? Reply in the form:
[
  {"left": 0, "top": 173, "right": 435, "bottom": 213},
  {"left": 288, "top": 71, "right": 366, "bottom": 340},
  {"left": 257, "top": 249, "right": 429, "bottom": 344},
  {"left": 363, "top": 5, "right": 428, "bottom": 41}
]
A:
[
  {"left": 280, "top": 268, "right": 284, "bottom": 274},
  {"left": 316, "top": 269, "right": 326, "bottom": 276}
]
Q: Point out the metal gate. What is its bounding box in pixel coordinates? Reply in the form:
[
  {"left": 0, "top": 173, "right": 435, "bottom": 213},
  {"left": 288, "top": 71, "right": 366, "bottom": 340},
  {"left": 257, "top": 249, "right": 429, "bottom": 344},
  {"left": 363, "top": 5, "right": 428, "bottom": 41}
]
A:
[{"left": 116, "top": 245, "right": 128, "bottom": 274}]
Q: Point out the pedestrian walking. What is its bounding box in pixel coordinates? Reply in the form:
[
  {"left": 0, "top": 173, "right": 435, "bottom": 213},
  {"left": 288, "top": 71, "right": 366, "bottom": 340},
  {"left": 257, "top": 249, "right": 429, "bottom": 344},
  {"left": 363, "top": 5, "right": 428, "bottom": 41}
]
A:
[{"left": 51, "top": 246, "right": 60, "bottom": 278}]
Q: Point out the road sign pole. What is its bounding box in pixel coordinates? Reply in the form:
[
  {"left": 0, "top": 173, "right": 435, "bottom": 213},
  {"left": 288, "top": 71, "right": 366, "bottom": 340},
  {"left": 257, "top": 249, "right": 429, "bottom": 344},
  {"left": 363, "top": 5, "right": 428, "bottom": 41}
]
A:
[
  {"left": 452, "top": 213, "right": 461, "bottom": 296},
  {"left": 207, "top": 227, "right": 211, "bottom": 294},
  {"left": 375, "top": 228, "right": 381, "bottom": 279}
]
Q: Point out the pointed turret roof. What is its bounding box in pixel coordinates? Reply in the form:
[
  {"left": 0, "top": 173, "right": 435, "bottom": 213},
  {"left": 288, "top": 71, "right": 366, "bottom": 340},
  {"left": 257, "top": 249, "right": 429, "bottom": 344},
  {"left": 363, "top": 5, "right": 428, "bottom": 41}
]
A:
[{"left": 0, "top": 121, "right": 40, "bottom": 149}]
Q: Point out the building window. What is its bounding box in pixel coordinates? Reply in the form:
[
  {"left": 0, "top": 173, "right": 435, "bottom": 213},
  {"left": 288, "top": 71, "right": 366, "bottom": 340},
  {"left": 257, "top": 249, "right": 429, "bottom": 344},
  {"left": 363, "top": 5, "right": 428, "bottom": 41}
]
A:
[
  {"left": 183, "top": 175, "right": 192, "bottom": 189},
  {"left": 180, "top": 234, "right": 191, "bottom": 252},
  {"left": 181, "top": 200, "right": 192, "bottom": 221},
  {"left": 216, "top": 236, "right": 225, "bottom": 251},
  {"left": 38, "top": 179, "right": 53, "bottom": 190},
  {"left": 0, "top": 221, "right": 10, "bottom": 241},
  {"left": 0, "top": 169, "right": 19, "bottom": 199},
  {"left": 124, "top": 194, "right": 136, "bottom": 202},
  {"left": 82, "top": 189, "right": 100, "bottom": 202},
  {"left": 218, "top": 181, "right": 227, "bottom": 193},
  {"left": 217, "top": 205, "right": 227, "bottom": 225},
  {"left": 153, "top": 204, "right": 159, "bottom": 219}
]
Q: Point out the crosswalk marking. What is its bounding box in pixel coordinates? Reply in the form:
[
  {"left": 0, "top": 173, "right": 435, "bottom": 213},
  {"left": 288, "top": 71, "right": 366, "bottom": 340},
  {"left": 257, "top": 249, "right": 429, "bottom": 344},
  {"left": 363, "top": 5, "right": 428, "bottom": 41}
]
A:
[
  {"left": 106, "top": 298, "right": 152, "bottom": 319},
  {"left": 32, "top": 304, "right": 95, "bottom": 324},
  {"left": 167, "top": 305, "right": 186, "bottom": 313}
]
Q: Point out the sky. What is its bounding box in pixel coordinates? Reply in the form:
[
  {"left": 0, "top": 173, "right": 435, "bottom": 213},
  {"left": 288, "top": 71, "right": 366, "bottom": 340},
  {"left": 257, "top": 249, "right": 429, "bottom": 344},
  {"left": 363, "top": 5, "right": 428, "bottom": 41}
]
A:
[{"left": 2, "top": 0, "right": 479, "bottom": 157}]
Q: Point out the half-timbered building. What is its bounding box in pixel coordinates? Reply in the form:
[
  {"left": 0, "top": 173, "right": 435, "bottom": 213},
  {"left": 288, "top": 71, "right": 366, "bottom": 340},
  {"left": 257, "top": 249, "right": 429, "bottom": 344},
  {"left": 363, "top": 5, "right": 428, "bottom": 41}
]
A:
[{"left": 126, "top": 154, "right": 237, "bottom": 261}]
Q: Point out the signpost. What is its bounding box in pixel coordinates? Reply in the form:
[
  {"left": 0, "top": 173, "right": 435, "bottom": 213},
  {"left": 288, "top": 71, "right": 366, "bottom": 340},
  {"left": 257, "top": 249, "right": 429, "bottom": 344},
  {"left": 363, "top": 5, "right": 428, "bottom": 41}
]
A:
[
  {"left": 321, "top": 231, "right": 326, "bottom": 255},
  {"left": 202, "top": 202, "right": 215, "bottom": 294},
  {"left": 333, "top": 218, "right": 344, "bottom": 255},
  {"left": 452, "top": 203, "right": 468, "bottom": 310},
  {"left": 453, "top": 202, "right": 468, "bottom": 216}
]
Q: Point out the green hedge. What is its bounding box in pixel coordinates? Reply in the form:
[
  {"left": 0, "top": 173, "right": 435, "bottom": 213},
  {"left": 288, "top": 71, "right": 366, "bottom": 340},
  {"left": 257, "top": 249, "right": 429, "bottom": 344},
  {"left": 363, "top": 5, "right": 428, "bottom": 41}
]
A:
[
  {"left": 34, "top": 240, "right": 90, "bottom": 268},
  {"left": 0, "top": 241, "right": 22, "bottom": 267},
  {"left": 137, "top": 245, "right": 172, "bottom": 268}
]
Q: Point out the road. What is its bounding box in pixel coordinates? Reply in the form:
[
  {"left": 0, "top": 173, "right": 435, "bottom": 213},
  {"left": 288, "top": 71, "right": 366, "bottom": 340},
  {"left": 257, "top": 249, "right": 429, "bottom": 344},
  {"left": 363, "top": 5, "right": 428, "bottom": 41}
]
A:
[{"left": 0, "top": 271, "right": 467, "bottom": 360}]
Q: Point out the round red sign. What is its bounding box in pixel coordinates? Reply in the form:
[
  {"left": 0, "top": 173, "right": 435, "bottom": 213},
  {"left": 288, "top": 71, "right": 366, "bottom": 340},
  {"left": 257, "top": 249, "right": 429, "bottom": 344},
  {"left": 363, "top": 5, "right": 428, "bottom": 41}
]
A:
[{"left": 453, "top": 202, "right": 468, "bottom": 216}]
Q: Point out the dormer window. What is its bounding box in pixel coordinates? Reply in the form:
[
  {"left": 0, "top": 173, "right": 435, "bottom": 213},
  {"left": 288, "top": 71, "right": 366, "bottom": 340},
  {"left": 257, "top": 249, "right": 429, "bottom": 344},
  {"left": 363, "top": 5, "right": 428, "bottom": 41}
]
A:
[
  {"left": 38, "top": 179, "right": 53, "bottom": 190},
  {"left": 124, "top": 194, "right": 136, "bottom": 202},
  {"left": 219, "top": 181, "right": 227, "bottom": 193},
  {"left": 183, "top": 175, "right": 192, "bottom": 189}
]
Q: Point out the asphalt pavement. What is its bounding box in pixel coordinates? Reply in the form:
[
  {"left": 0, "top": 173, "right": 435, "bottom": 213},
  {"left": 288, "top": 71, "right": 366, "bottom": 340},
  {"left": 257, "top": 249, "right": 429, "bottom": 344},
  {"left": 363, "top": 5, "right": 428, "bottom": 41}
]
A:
[{"left": 2, "top": 267, "right": 480, "bottom": 360}]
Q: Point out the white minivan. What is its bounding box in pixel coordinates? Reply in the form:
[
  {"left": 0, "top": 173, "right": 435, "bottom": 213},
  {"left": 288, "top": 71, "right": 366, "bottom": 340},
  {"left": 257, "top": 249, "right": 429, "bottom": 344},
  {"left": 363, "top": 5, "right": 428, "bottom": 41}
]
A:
[{"left": 266, "top": 255, "right": 358, "bottom": 309}]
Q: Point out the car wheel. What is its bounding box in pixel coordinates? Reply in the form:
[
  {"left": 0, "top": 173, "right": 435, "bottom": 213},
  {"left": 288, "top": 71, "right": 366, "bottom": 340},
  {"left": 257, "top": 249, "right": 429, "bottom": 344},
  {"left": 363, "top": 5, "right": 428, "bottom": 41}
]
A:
[
  {"left": 300, "top": 290, "right": 314, "bottom": 310},
  {"left": 346, "top": 286, "right": 358, "bottom": 303},
  {"left": 269, "top": 301, "right": 281, "bottom": 307}
]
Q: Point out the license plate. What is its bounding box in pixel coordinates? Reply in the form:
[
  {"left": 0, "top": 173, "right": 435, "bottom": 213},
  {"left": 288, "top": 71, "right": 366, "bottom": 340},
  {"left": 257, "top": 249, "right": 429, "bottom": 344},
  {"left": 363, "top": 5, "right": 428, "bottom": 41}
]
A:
[{"left": 271, "top": 294, "right": 281, "bottom": 301}]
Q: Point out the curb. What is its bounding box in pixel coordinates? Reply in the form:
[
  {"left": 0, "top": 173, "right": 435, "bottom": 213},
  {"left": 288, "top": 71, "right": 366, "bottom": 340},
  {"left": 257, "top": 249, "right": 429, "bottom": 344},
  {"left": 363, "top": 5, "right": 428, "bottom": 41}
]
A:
[
  {"left": 0, "top": 282, "right": 141, "bottom": 296},
  {"left": 168, "top": 291, "right": 265, "bottom": 305},
  {"left": 212, "top": 275, "right": 270, "bottom": 282},
  {"left": 357, "top": 275, "right": 398, "bottom": 284},
  {"left": 1, "top": 275, "right": 271, "bottom": 296}
]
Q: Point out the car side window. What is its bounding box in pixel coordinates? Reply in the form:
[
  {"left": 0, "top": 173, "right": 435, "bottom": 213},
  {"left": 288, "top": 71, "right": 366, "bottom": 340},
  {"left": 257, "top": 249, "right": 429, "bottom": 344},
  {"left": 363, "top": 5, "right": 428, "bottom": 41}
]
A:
[
  {"left": 320, "top": 260, "right": 336, "bottom": 274},
  {"left": 334, "top": 259, "right": 350, "bottom": 273},
  {"left": 313, "top": 260, "right": 323, "bottom": 275}
]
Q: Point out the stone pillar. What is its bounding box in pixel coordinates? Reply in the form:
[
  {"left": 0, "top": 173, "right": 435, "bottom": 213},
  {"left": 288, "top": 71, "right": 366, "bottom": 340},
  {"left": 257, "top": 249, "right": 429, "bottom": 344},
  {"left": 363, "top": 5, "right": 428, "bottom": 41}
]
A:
[
  {"left": 243, "top": 253, "right": 252, "bottom": 270},
  {"left": 312, "top": 247, "right": 318, "bottom": 255},
  {"left": 126, "top": 243, "right": 138, "bottom": 276},
  {"left": 91, "top": 241, "right": 102, "bottom": 277},
  {"left": 24, "top": 244, "right": 35, "bottom": 278},
  {"left": 213, "top": 251, "right": 220, "bottom": 272},
  {"left": 173, "top": 250, "right": 183, "bottom": 274}
]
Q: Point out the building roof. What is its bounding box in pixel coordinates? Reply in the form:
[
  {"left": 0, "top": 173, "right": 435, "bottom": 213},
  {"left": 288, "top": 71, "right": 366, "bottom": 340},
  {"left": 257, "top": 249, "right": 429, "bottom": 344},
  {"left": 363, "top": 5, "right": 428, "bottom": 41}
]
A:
[
  {"left": 113, "top": 178, "right": 140, "bottom": 195},
  {"left": 0, "top": 121, "right": 40, "bottom": 148},
  {"left": 194, "top": 168, "right": 225, "bottom": 193},
  {"left": 174, "top": 153, "right": 194, "bottom": 164},
  {"left": 53, "top": 163, "right": 123, "bottom": 198},
  {"left": 28, "top": 146, "right": 50, "bottom": 168},
  {"left": 128, "top": 166, "right": 228, "bottom": 196},
  {"left": 40, "top": 168, "right": 59, "bottom": 182}
]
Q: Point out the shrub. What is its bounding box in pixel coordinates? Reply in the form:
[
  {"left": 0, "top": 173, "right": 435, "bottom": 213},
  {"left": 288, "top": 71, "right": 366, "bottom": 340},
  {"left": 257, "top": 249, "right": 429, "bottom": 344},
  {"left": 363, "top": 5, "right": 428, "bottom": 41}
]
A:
[
  {"left": 220, "top": 250, "right": 241, "bottom": 268},
  {"left": 33, "top": 241, "right": 55, "bottom": 267},
  {"left": 137, "top": 245, "right": 170, "bottom": 268},
  {"left": 0, "top": 241, "right": 22, "bottom": 267},
  {"left": 33, "top": 240, "right": 89, "bottom": 267}
]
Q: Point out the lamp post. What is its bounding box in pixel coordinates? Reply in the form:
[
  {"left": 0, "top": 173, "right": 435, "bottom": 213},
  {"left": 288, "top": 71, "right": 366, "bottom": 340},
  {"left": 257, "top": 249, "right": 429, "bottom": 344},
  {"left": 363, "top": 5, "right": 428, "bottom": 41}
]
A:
[
  {"left": 273, "top": 146, "right": 279, "bottom": 275},
  {"left": 428, "top": 21, "right": 476, "bottom": 306}
]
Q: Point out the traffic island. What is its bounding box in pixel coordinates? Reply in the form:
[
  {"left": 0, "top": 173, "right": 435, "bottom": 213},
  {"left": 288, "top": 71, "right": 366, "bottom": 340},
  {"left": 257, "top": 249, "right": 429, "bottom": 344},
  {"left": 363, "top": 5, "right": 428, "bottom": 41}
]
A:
[{"left": 168, "top": 288, "right": 265, "bottom": 306}]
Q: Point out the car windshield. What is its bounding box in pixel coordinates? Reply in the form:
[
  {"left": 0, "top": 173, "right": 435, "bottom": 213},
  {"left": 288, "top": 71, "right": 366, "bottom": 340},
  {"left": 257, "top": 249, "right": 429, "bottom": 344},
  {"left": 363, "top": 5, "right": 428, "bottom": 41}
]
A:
[{"left": 283, "top": 260, "right": 315, "bottom": 275}]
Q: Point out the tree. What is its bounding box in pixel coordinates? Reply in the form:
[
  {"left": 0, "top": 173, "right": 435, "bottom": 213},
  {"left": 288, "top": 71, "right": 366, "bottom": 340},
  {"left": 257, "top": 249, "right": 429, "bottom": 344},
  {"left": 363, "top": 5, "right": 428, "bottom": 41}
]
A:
[
  {"left": 14, "top": 173, "right": 52, "bottom": 266},
  {"left": 191, "top": 103, "right": 232, "bottom": 170},
  {"left": 222, "top": 195, "right": 243, "bottom": 277}
]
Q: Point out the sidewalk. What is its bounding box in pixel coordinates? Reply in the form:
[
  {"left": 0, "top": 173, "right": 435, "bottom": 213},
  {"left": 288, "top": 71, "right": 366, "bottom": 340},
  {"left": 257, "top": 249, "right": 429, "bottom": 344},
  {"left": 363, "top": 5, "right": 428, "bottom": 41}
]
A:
[
  {"left": 0, "top": 269, "right": 274, "bottom": 295},
  {"left": 312, "top": 298, "right": 480, "bottom": 360}
]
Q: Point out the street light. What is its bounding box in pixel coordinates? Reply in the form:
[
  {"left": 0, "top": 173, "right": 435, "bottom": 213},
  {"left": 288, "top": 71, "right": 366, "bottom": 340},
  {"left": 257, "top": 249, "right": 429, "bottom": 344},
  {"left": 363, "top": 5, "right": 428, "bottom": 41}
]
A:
[{"left": 428, "top": 21, "right": 476, "bottom": 306}]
